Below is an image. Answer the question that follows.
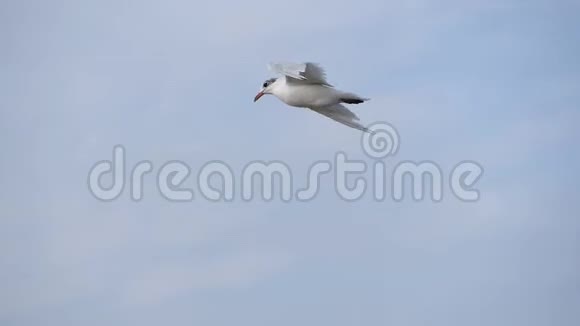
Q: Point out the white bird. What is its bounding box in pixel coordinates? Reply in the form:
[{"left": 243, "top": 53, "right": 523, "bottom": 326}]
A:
[{"left": 253, "top": 62, "right": 372, "bottom": 133}]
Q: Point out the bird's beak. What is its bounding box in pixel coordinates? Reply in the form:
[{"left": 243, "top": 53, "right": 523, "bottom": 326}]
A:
[{"left": 254, "top": 90, "right": 265, "bottom": 102}]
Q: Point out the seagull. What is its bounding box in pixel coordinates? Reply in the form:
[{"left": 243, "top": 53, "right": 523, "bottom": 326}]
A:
[{"left": 253, "top": 62, "right": 372, "bottom": 133}]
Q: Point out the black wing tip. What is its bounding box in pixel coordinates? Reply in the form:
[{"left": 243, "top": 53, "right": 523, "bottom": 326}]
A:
[{"left": 341, "top": 98, "right": 369, "bottom": 104}]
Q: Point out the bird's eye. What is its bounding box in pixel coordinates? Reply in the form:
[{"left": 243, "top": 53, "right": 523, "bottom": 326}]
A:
[{"left": 262, "top": 82, "right": 268, "bottom": 88}]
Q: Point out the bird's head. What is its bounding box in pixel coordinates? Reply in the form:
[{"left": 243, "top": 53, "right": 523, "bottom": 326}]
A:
[{"left": 254, "top": 78, "right": 277, "bottom": 102}]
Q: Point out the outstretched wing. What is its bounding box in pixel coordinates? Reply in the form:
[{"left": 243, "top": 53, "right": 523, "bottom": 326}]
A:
[
  {"left": 309, "top": 104, "right": 371, "bottom": 133},
  {"left": 268, "top": 62, "right": 333, "bottom": 87}
]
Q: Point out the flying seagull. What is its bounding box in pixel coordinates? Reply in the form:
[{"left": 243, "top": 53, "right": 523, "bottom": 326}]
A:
[{"left": 254, "top": 62, "right": 372, "bottom": 133}]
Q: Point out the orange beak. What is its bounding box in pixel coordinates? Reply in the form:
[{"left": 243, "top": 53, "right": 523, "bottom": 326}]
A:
[{"left": 254, "top": 91, "right": 265, "bottom": 102}]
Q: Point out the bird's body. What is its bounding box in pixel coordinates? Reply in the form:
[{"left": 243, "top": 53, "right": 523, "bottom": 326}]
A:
[
  {"left": 269, "top": 79, "right": 340, "bottom": 108},
  {"left": 254, "top": 62, "right": 372, "bottom": 133}
]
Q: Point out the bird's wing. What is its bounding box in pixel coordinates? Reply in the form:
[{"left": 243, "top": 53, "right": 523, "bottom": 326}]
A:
[
  {"left": 309, "top": 104, "right": 371, "bottom": 133},
  {"left": 268, "top": 62, "right": 333, "bottom": 87}
]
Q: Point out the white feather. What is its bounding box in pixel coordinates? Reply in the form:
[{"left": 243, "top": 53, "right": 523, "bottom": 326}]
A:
[
  {"left": 268, "top": 62, "right": 332, "bottom": 87},
  {"left": 309, "top": 104, "right": 371, "bottom": 133}
]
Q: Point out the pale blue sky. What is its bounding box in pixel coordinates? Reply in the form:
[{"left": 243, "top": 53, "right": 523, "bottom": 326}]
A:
[{"left": 1, "top": 0, "right": 579, "bottom": 325}]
